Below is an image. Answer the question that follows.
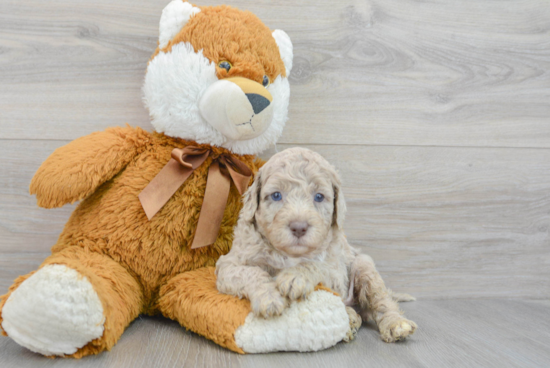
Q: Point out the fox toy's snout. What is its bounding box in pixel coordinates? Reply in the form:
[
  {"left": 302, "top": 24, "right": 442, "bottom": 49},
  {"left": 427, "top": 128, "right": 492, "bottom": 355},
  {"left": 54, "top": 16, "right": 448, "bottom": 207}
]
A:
[
  {"left": 199, "top": 77, "right": 274, "bottom": 141},
  {"left": 143, "top": 0, "right": 293, "bottom": 155}
]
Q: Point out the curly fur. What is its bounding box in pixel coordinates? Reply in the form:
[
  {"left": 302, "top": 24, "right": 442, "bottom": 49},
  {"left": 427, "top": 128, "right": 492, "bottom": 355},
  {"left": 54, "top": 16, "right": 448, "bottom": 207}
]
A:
[{"left": 216, "top": 147, "right": 417, "bottom": 342}]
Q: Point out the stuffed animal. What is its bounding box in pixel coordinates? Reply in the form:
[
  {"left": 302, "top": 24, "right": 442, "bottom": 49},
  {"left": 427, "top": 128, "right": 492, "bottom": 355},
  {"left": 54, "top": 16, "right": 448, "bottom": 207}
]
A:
[{"left": 0, "top": 0, "right": 352, "bottom": 357}]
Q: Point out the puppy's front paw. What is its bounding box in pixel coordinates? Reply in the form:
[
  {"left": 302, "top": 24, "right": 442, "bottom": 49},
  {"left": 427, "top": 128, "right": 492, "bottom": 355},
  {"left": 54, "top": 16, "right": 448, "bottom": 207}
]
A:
[
  {"left": 380, "top": 317, "right": 417, "bottom": 343},
  {"left": 250, "top": 287, "right": 287, "bottom": 318},
  {"left": 276, "top": 271, "right": 314, "bottom": 300},
  {"left": 343, "top": 307, "right": 362, "bottom": 342}
]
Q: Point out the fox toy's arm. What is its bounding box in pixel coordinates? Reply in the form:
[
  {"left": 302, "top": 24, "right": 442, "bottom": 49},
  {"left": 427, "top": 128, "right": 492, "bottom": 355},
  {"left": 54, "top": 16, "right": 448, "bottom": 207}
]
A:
[{"left": 30, "top": 126, "right": 148, "bottom": 208}]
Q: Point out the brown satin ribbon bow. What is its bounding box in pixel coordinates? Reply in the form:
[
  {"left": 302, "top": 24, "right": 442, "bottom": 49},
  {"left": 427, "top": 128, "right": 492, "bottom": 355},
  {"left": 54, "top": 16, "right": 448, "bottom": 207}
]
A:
[{"left": 138, "top": 146, "right": 252, "bottom": 249}]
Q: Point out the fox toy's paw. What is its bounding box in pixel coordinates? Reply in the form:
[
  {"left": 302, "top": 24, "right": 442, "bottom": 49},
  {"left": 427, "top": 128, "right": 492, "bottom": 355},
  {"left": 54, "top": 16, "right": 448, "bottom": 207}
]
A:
[
  {"left": 1, "top": 265, "right": 105, "bottom": 356},
  {"left": 161, "top": 267, "right": 352, "bottom": 354},
  {"left": 235, "top": 290, "right": 351, "bottom": 353}
]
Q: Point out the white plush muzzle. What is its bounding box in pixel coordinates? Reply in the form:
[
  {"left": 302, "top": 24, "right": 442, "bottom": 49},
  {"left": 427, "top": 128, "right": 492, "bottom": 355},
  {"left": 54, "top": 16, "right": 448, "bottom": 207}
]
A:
[
  {"left": 199, "top": 78, "right": 274, "bottom": 141},
  {"left": 144, "top": 0, "right": 293, "bottom": 156}
]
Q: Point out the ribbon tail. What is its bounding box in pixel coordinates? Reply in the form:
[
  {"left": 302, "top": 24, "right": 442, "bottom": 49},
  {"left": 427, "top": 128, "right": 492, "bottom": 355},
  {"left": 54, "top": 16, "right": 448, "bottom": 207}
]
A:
[
  {"left": 139, "top": 158, "right": 195, "bottom": 220},
  {"left": 191, "top": 161, "right": 231, "bottom": 249},
  {"left": 139, "top": 147, "right": 209, "bottom": 221},
  {"left": 222, "top": 156, "right": 253, "bottom": 195}
]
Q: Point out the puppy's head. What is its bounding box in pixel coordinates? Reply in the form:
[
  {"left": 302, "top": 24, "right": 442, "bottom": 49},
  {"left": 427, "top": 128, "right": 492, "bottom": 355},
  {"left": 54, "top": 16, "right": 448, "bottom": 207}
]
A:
[{"left": 240, "top": 147, "right": 346, "bottom": 258}]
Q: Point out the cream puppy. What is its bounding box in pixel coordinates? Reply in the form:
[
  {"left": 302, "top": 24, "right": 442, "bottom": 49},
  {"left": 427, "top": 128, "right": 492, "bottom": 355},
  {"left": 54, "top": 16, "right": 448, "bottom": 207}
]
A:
[{"left": 216, "top": 147, "right": 417, "bottom": 342}]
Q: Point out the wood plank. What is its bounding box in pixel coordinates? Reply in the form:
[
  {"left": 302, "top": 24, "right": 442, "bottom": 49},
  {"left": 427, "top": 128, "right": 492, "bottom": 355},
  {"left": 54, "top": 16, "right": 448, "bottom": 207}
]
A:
[
  {"left": 1, "top": 299, "right": 549, "bottom": 367},
  {"left": 0, "top": 253, "right": 46, "bottom": 293},
  {"left": 1, "top": 0, "right": 550, "bottom": 147},
  {"left": 0, "top": 140, "right": 75, "bottom": 254},
  {"left": 1, "top": 140, "right": 548, "bottom": 299}
]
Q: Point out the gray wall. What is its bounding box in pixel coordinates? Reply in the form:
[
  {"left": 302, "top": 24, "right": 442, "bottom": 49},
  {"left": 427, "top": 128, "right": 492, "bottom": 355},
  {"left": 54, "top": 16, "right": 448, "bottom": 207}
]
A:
[{"left": 1, "top": 0, "right": 549, "bottom": 299}]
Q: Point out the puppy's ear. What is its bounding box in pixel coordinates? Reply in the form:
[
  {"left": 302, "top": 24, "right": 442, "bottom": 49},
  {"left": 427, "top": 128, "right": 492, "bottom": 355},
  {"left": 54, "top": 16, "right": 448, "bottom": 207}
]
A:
[
  {"left": 240, "top": 171, "right": 262, "bottom": 223},
  {"left": 332, "top": 184, "right": 347, "bottom": 229},
  {"left": 322, "top": 158, "right": 346, "bottom": 229}
]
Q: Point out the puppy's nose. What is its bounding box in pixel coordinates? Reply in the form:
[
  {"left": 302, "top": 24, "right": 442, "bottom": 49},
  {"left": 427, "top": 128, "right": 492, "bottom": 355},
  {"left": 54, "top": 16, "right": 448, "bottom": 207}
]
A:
[
  {"left": 246, "top": 93, "right": 270, "bottom": 114},
  {"left": 289, "top": 221, "right": 309, "bottom": 238}
]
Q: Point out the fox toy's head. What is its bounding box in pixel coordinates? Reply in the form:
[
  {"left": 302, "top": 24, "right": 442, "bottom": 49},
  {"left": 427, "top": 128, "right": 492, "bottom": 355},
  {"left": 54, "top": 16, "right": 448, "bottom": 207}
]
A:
[{"left": 143, "top": 0, "right": 293, "bottom": 155}]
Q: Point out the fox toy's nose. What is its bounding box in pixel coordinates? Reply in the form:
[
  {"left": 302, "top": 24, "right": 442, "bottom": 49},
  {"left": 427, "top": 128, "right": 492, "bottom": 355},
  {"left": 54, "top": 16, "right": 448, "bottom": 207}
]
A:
[
  {"left": 246, "top": 93, "right": 270, "bottom": 114},
  {"left": 289, "top": 221, "right": 309, "bottom": 238}
]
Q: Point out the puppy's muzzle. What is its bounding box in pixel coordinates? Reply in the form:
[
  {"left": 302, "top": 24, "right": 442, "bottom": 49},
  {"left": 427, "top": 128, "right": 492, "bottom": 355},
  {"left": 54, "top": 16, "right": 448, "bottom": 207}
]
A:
[
  {"left": 289, "top": 221, "right": 309, "bottom": 238},
  {"left": 199, "top": 77, "right": 273, "bottom": 141}
]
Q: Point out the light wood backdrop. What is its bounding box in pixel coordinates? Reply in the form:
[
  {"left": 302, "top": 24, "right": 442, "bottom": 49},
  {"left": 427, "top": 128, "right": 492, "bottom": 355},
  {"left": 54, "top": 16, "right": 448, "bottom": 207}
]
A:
[{"left": 0, "top": 0, "right": 549, "bottom": 300}]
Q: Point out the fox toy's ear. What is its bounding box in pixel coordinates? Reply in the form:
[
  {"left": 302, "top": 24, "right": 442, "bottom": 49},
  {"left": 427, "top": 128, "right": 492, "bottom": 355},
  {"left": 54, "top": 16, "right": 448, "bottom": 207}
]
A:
[
  {"left": 159, "top": 0, "right": 201, "bottom": 49},
  {"left": 272, "top": 30, "right": 293, "bottom": 76}
]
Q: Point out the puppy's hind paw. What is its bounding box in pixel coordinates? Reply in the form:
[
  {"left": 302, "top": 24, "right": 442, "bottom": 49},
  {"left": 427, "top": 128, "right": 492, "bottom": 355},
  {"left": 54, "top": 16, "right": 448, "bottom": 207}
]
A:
[
  {"left": 343, "top": 307, "right": 362, "bottom": 342},
  {"left": 391, "top": 292, "right": 416, "bottom": 302},
  {"left": 276, "top": 272, "right": 314, "bottom": 301},
  {"left": 250, "top": 288, "right": 287, "bottom": 319},
  {"left": 380, "top": 318, "right": 417, "bottom": 343}
]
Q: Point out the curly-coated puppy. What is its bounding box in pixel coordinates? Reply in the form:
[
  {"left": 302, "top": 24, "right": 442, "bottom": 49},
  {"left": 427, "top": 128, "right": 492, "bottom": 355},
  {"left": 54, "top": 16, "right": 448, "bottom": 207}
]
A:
[{"left": 216, "top": 147, "right": 417, "bottom": 343}]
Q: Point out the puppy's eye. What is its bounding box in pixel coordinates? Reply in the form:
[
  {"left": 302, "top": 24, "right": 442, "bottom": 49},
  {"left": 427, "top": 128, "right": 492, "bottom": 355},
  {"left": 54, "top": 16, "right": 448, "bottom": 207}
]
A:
[
  {"left": 262, "top": 75, "right": 269, "bottom": 87},
  {"left": 314, "top": 193, "right": 325, "bottom": 202},
  {"left": 218, "top": 61, "right": 232, "bottom": 72},
  {"left": 271, "top": 192, "right": 282, "bottom": 201}
]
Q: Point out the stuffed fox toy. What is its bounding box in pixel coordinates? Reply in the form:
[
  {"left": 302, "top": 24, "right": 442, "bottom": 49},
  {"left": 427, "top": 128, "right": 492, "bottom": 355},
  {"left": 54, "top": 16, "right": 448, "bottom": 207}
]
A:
[{"left": 0, "top": 1, "right": 352, "bottom": 357}]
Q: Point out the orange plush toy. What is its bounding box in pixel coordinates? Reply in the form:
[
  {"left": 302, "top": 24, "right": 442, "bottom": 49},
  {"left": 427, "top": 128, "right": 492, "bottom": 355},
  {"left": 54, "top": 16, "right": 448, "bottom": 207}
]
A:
[{"left": 0, "top": 1, "right": 352, "bottom": 357}]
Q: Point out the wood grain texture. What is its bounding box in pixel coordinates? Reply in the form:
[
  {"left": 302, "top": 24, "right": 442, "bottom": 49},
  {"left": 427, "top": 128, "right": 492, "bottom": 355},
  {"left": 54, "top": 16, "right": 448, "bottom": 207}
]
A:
[
  {"left": 1, "top": 0, "right": 550, "bottom": 147},
  {"left": 0, "top": 0, "right": 549, "bottom": 363},
  {"left": 1, "top": 299, "right": 549, "bottom": 367},
  {"left": 1, "top": 141, "right": 548, "bottom": 299}
]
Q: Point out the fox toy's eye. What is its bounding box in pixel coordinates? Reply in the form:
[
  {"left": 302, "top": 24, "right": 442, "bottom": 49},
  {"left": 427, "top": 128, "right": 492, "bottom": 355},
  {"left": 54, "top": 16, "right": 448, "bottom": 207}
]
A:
[
  {"left": 271, "top": 192, "right": 282, "bottom": 201},
  {"left": 314, "top": 193, "right": 325, "bottom": 202},
  {"left": 262, "top": 75, "right": 269, "bottom": 87},
  {"left": 218, "top": 61, "right": 232, "bottom": 72}
]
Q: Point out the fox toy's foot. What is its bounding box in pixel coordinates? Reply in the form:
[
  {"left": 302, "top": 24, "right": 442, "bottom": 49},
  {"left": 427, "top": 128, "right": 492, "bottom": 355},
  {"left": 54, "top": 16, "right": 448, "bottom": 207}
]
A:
[
  {"left": 1, "top": 265, "right": 105, "bottom": 356},
  {"left": 159, "top": 267, "right": 351, "bottom": 354},
  {"left": 0, "top": 246, "right": 142, "bottom": 358}
]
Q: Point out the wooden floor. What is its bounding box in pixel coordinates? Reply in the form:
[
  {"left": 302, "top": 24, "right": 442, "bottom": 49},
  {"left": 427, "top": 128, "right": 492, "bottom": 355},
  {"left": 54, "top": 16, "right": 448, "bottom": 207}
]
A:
[
  {"left": 1, "top": 299, "right": 549, "bottom": 368},
  {"left": 0, "top": 0, "right": 549, "bottom": 366}
]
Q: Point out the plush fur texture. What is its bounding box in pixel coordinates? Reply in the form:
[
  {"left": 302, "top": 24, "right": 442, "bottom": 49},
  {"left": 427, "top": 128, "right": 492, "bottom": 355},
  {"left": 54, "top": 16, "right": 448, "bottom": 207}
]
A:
[
  {"left": 0, "top": 126, "right": 262, "bottom": 357},
  {"left": 1, "top": 245, "right": 143, "bottom": 357},
  {"left": 234, "top": 289, "right": 350, "bottom": 353},
  {"left": 157, "top": 267, "right": 353, "bottom": 354},
  {"left": 216, "top": 147, "right": 418, "bottom": 342},
  {"left": 158, "top": 1, "right": 201, "bottom": 49},
  {"left": 159, "top": 267, "right": 251, "bottom": 354},
  {"left": 2, "top": 265, "right": 105, "bottom": 356},
  {"left": 144, "top": 4, "right": 292, "bottom": 155}
]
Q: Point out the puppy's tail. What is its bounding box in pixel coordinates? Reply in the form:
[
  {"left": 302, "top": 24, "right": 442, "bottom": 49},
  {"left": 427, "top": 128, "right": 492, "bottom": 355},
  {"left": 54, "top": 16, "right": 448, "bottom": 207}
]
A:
[{"left": 390, "top": 291, "right": 416, "bottom": 302}]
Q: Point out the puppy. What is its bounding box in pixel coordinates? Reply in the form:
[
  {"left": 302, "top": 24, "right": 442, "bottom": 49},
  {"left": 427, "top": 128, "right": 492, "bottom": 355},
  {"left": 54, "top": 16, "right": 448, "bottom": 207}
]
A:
[{"left": 216, "top": 147, "right": 417, "bottom": 343}]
